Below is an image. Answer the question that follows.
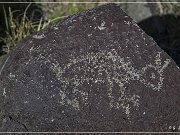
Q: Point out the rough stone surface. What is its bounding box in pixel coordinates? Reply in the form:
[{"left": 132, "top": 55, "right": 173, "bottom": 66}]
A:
[{"left": 0, "top": 4, "right": 180, "bottom": 132}]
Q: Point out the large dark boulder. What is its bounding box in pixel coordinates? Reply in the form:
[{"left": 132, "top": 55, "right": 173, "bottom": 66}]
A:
[{"left": 0, "top": 4, "right": 180, "bottom": 132}]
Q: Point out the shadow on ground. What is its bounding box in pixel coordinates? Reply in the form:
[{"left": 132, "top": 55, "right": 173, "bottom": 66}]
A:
[{"left": 138, "top": 14, "right": 180, "bottom": 67}]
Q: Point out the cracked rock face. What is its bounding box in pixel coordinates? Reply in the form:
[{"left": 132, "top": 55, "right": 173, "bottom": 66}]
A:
[{"left": 0, "top": 4, "right": 180, "bottom": 132}]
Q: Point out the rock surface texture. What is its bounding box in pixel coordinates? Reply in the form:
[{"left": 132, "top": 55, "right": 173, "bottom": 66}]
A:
[{"left": 0, "top": 4, "right": 180, "bottom": 133}]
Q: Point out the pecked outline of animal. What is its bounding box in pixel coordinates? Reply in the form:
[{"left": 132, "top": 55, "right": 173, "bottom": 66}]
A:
[{"left": 50, "top": 49, "right": 171, "bottom": 118}]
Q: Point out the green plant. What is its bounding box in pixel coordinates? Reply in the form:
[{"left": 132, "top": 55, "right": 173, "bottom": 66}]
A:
[
  {"left": 1, "top": 4, "right": 32, "bottom": 52},
  {"left": 0, "top": 3, "right": 65, "bottom": 53}
]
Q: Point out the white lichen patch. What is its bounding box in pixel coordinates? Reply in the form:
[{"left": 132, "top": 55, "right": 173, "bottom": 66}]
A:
[
  {"left": 28, "top": 45, "right": 41, "bottom": 54},
  {"left": 50, "top": 94, "right": 55, "bottom": 98},
  {"left": 3, "top": 88, "right": 6, "bottom": 97},
  {"left": 50, "top": 49, "right": 170, "bottom": 118},
  {"left": 87, "top": 34, "right": 92, "bottom": 37},
  {"left": 98, "top": 21, "right": 106, "bottom": 30},
  {"left": 33, "top": 34, "right": 45, "bottom": 39},
  {"left": 68, "top": 26, "right": 73, "bottom": 30},
  {"left": 9, "top": 73, "right": 15, "bottom": 79},
  {"left": 51, "top": 119, "right": 55, "bottom": 122},
  {"left": 29, "top": 46, "right": 34, "bottom": 53},
  {"left": 53, "top": 27, "right": 58, "bottom": 30},
  {"left": 124, "top": 20, "right": 131, "bottom": 25},
  {"left": 24, "top": 101, "right": 29, "bottom": 104}
]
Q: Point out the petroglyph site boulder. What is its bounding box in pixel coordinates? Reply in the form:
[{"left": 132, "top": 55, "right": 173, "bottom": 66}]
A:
[{"left": 0, "top": 4, "right": 180, "bottom": 132}]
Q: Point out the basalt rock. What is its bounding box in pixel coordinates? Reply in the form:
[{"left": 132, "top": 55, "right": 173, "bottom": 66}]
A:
[{"left": 0, "top": 4, "right": 180, "bottom": 132}]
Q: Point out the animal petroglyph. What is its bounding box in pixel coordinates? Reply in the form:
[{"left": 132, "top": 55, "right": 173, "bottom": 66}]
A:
[
  {"left": 0, "top": 4, "right": 179, "bottom": 132},
  {"left": 50, "top": 49, "right": 171, "bottom": 119}
]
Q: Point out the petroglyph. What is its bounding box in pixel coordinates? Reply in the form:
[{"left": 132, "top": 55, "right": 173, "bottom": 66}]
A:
[
  {"left": 0, "top": 4, "right": 179, "bottom": 132},
  {"left": 140, "top": 52, "right": 171, "bottom": 91},
  {"left": 50, "top": 49, "right": 171, "bottom": 118},
  {"left": 98, "top": 21, "right": 106, "bottom": 30}
]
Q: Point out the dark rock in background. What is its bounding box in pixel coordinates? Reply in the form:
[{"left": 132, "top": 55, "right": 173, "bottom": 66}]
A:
[
  {"left": 138, "top": 14, "right": 180, "bottom": 67},
  {"left": 0, "top": 4, "right": 180, "bottom": 132}
]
